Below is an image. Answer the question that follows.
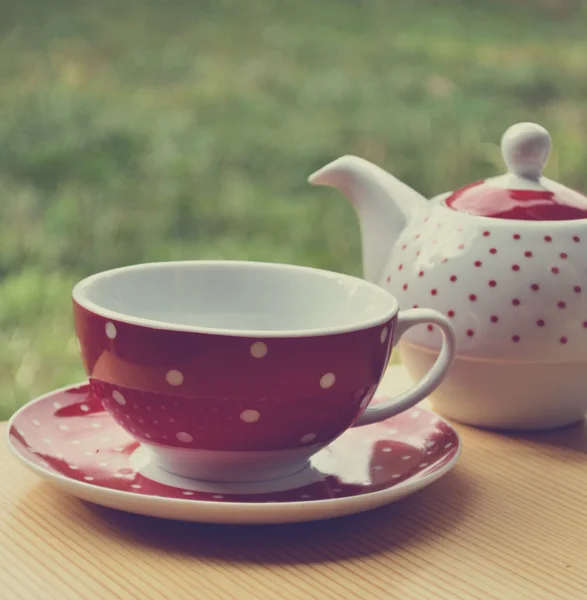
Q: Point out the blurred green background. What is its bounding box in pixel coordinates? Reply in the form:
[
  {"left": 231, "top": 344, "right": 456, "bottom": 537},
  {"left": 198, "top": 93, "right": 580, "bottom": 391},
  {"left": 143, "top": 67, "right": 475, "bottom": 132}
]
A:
[{"left": 1, "top": 0, "right": 587, "bottom": 419}]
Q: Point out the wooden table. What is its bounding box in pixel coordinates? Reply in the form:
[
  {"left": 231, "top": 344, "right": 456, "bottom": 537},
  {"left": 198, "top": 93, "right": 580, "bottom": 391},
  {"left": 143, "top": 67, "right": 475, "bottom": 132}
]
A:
[{"left": 2, "top": 366, "right": 586, "bottom": 600}]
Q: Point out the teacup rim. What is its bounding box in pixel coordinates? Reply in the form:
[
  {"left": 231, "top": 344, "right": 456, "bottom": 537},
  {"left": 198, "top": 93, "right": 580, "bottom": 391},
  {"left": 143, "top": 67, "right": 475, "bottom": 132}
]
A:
[{"left": 72, "top": 260, "right": 399, "bottom": 338}]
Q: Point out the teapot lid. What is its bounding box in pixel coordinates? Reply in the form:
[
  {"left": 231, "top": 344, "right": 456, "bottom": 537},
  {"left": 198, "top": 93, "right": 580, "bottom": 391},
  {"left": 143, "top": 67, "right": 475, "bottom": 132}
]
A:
[{"left": 445, "top": 123, "right": 587, "bottom": 220}]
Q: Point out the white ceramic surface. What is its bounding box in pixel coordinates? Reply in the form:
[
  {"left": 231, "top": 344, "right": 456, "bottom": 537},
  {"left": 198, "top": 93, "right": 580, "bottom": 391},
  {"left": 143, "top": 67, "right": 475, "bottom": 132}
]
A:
[
  {"left": 400, "top": 341, "right": 587, "bottom": 430},
  {"left": 310, "top": 122, "right": 587, "bottom": 430}
]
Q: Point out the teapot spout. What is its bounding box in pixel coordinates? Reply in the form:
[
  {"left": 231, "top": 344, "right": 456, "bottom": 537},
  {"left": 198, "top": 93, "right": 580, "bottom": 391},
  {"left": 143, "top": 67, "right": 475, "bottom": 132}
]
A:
[{"left": 309, "top": 156, "right": 428, "bottom": 284}]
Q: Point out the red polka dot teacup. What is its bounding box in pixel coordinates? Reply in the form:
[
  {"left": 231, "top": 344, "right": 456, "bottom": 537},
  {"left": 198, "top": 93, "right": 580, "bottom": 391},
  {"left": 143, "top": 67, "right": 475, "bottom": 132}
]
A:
[{"left": 73, "top": 261, "right": 456, "bottom": 482}]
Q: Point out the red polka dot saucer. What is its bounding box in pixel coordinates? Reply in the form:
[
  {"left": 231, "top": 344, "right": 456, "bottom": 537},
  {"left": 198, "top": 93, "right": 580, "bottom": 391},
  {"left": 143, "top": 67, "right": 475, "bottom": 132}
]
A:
[{"left": 6, "top": 381, "right": 460, "bottom": 524}]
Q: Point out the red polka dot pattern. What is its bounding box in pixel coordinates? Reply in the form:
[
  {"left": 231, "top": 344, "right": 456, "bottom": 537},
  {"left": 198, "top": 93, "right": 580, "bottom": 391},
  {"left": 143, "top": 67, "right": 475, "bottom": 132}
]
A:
[
  {"left": 383, "top": 210, "right": 587, "bottom": 360},
  {"left": 8, "top": 385, "right": 461, "bottom": 506}
]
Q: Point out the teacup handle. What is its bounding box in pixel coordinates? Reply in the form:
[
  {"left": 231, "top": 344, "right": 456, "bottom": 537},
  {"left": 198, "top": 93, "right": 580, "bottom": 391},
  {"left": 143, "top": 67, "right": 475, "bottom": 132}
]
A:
[{"left": 353, "top": 308, "right": 456, "bottom": 427}]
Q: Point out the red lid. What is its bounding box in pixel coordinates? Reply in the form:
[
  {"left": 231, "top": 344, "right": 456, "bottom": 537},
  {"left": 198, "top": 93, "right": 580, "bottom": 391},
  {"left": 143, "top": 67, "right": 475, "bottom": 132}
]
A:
[{"left": 445, "top": 123, "right": 587, "bottom": 221}]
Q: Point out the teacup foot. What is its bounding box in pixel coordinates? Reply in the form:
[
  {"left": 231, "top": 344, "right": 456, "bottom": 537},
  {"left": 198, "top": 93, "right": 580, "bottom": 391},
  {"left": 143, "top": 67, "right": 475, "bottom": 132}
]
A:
[{"left": 143, "top": 444, "right": 318, "bottom": 483}]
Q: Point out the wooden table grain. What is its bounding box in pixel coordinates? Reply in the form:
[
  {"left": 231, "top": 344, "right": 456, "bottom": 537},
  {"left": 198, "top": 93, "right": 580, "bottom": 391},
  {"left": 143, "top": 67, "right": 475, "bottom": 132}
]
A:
[{"left": 2, "top": 366, "right": 587, "bottom": 600}]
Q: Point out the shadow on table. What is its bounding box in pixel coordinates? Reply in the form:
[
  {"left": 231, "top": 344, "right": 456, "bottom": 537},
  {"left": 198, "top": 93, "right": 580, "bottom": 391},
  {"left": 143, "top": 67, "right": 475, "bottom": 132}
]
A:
[
  {"left": 76, "top": 468, "right": 474, "bottom": 564},
  {"left": 479, "top": 418, "right": 587, "bottom": 456}
]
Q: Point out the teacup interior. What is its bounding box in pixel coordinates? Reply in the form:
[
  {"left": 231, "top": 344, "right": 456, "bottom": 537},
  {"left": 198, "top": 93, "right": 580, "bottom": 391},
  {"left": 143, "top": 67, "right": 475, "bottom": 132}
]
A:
[{"left": 74, "top": 261, "right": 397, "bottom": 335}]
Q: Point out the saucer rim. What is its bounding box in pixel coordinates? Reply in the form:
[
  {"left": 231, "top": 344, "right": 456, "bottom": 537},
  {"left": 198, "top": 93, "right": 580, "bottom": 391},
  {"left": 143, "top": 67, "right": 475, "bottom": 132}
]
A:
[{"left": 5, "top": 381, "right": 462, "bottom": 523}]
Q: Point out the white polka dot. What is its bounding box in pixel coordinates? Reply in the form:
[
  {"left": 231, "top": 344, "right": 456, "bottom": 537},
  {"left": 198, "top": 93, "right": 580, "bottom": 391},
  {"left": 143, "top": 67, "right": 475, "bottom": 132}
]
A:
[
  {"left": 131, "top": 484, "right": 141, "bottom": 489},
  {"left": 71, "top": 440, "right": 80, "bottom": 445},
  {"left": 300, "top": 433, "right": 316, "bottom": 444},
  {"left": 176, "top": 431, "right": 193, "bottom": 443},
  {"left": 410, "top": 410, "right": 421, "bottom": 419},
  {"left": 391, "top": 474, "right": 401, "bottom": 479},
  {"left": 382, "top": 447, "right": 392, "bottom": 453},
  {"left": 419, "top": 462, "right": 428, "bottom": 468},
  {"left": 320, "top": 373, "right": 336, "bottom": 389},
  {"left": 373, "top": 465, "right": 383, "bottom": 470},
  {"left": 402, "top": 455, "right": 411, "bottom": 460},
  {"left": 112, "top": 391, "right": 126, "bottom": 406},
  {"left": 55, "top": 453, "right": 64, "bottom": 459},
  {"left": 212, "top": 495, "right": 224, "bottom": 499},
  {"left": 380, "top": 327, "right": 388, "bottom": 344},
  {"left": 332, "top": 488, "right": 342, "bottom": 493},
  {"left": 69, "top": 465, "right": 78, "bottom": 470},
  {"left": 105, "top": 322, "right": 117, "bottom": 339},
  {"left": 32, "top": 419, "right": 40, "bottom": 426},
  {"left": 145, "top": 433, "right": 151, "bottom": 439},
  {"left": 388, "top": 428, "right": 398, "bottom": 435},
  {"left": 53, "top": 402, "right": 62, "bottom": 409},
  {"left": 240, "top": 409, "right": 260, "bottom": 423},
  {"left": 444, "top": 442, "right": 453, "bottom": 449},
  {"left": 300, "top": 494, "right": 312, "bottom": 499},
  {"left": 182, "top": 491, "right": 194, "bottom": 496},
  {"left": 166, "top": 370, "right": 184, "bottom": 386},
  {"left": 91, "top": 422, "right": 100, "bottom": 428},
  {"left": 114, "top": 447, "right": 124, "bottom": 452},
  {"left": 99, "top": 462, "right": 108, "bottom": 467},
  {"left": 169, "top": 418, "right": 175, "bottom": 423},
  {"left": 250, "top": 341, "right": 268, "bottom": 358},
  {"left": 114, "top": 473, "right": 124, "bottom": 478},
  {"left": 42, "top": 438, "right": 51, "bottom": 444},
  {"left": 84, "top": 476, "right": 94, "bottom": 481},
  {"left": 80, "top": 404, "right": 90, "bottom": 412}
]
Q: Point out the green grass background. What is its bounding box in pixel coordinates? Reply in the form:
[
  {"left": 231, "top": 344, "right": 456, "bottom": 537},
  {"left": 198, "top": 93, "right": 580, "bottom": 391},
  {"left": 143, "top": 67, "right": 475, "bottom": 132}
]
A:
[{"left": 1, "top": 0, "right": 587, "bottom": 419}]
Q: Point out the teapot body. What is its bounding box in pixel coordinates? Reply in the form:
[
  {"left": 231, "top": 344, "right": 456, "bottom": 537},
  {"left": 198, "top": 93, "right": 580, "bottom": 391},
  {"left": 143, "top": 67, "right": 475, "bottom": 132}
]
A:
[
  {"left": 381, "top": 198, "right": 587, "bottom": 363},
  {"left": 382, "top": 200, "right": 587, "bottom": 430},
  {"left": 310, "top": 122, "right": 587, "bottom": 429}
]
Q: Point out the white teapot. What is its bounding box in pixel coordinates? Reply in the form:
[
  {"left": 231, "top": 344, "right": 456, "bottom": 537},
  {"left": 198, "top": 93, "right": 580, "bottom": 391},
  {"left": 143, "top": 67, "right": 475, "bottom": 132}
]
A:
[{"left": 310, "top": 123, "right": 587, "bottom": 430}]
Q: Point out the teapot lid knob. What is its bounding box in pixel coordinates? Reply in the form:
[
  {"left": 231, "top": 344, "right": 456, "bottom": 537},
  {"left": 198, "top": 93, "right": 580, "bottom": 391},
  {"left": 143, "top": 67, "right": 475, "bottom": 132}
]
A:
[{"left": 501, "top": 122, "right": 551, "bottom": 180}]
